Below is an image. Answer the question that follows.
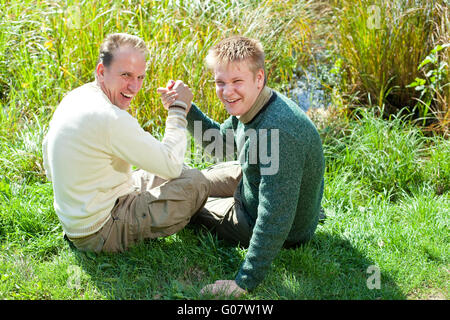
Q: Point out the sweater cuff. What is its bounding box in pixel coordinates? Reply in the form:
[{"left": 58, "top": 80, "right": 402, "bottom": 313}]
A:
[
  {"left": 235, "top": 270, "right": 256, "bottom": 292},
  {"left": 167, "top": 108, "right": 187, "bottom": 129},
  {"left": 170, "top": 100, "right": 188, "bottom": 110}
]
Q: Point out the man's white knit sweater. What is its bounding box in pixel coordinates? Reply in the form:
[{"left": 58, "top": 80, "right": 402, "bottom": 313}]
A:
[{"left": 42, "top": 81, "right": 188, "bottom": 238}]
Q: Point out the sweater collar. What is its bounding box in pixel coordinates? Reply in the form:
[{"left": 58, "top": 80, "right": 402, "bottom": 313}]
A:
[
  {"left": 92, "top": 80, "right": 112, "bottom": 104},
  {"left": 237, "top": 86, "right": 273, "bottom": 124}
]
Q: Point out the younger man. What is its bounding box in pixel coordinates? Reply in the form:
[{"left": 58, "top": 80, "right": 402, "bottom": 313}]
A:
[{"left": 160, "top": 36, "right": 325, "bottom": 296}]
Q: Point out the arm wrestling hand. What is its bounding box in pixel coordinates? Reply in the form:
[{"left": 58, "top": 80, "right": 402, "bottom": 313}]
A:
[
  {"left": 157, "top": 80, "right": 193, "bottom": 114},
  {"left": 200, "top": 280, "right": 246, "bottom": 298}
]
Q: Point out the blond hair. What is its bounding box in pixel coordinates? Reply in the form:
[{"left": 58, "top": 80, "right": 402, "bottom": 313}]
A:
[
  {"left": 97, "top": 33, "right": 149, "bottom": 67},
  {"left": 205, "top": 36, "right": 266, "bottom": 83}
]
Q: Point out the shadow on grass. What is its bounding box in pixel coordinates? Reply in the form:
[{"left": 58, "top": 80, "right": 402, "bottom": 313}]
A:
[
  {"left": 67, "top": 228, "right": 244, "bottom": 299},
  {"left": 66, "top": 228, "right": 405, "bottom": 300},
  {"left": 266, "top": 231, "right": 405, "bottom": 299}
]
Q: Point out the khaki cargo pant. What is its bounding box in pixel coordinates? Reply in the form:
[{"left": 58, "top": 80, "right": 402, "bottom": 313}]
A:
[
  {"left": 190, "top": 161, "right": 254, "bottom": 248},
  {"left": 192, "top": 161, "right": 305, "bottom": 248},
  {"left": 69, "top": 166, "right": 210, "bottom": 253}
]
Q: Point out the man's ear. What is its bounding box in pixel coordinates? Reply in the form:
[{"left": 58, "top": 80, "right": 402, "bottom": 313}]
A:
[
  {"left": 96, "top": 63, "right": 105, "bottom": 81},
  {"left": 256, "top": 68, "right": 265, "bottom": 89}
]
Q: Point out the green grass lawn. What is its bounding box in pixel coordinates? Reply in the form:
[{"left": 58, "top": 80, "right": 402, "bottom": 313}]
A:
[{"left": 1, "top": 108, "right": 448, "bottom": 300}]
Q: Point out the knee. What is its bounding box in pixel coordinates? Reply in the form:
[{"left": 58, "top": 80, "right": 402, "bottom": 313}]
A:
[
  {"left": 194, "top": 170, "right": 211, "bottom": 200},
  {"left": 183, "top": 168, "right": 211, "bottom": 200}
]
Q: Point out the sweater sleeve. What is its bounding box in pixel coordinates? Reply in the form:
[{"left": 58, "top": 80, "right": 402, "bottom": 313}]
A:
[
  {"left": 42, "top": 134, "right": 52, "bottom": 182},
  {"left": 108, "top": 108, "right": 188, "bottom": 180},
  {"left": 235, "top": 129, "right": 306, "bottom": 291}
]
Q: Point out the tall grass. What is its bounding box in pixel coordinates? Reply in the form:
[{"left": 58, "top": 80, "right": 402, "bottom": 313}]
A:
[
  {"left": 323, "top": 107, "right": 449, "bottom": 199},
  {"left": 0, "top": 0, "right": 312, "bottom": 128},
  {"left": 326, "top": 0, "right": 449, "bottom": 132}
]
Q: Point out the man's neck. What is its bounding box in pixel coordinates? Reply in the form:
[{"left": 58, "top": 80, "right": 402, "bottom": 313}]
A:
[{"left": 238, "top": 86, "right": 273, "bottom": 124}]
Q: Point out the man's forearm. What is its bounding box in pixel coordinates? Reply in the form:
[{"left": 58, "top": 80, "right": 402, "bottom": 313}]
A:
[{"left": 162, "top": 107, "right": 188, "bottom": 165}]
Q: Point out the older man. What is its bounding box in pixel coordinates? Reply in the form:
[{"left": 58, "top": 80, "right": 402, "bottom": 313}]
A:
[{"left": 43, "top": 33, "right": 210, "bottom": 253}]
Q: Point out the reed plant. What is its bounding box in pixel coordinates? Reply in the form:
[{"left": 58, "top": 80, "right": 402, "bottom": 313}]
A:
[{"left": 328, "top": 0, "right": 449, "bottom": 131}]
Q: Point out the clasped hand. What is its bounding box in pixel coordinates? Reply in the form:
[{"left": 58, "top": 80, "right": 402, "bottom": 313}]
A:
[{"left": 157, "top": 80, "right": 193, "bottom": 114}]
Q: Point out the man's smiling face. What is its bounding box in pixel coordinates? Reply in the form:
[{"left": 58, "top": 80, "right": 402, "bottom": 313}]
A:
[
  {"left": 214, "top": 60, "right": 264, "bottom": 116},
  {"left": 96, "top": 46, "right": 147, "bottom": 110}
]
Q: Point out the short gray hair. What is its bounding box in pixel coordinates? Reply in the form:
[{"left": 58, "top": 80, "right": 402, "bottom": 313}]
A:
[{"left": 97, "top": 33, "right": 149, "bottom": 67}]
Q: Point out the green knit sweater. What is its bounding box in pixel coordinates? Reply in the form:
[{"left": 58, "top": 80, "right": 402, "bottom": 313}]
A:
[{"left": 187, "top": 90, "right": 325, "bottom": 291}]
